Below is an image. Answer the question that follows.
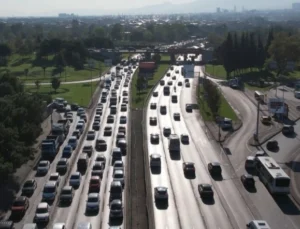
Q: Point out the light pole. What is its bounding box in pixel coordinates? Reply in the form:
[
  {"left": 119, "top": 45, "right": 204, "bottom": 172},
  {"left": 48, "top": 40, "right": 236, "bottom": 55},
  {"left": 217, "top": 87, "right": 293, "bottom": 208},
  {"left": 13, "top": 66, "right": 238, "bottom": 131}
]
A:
[{"left": 255, "top": 101, "right": 260, "bottom": 142}]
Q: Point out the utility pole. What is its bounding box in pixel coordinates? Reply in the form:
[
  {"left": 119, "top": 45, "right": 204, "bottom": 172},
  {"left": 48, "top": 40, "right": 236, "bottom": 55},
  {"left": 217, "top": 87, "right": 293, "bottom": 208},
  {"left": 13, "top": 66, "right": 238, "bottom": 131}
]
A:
[{"left": 255, "top": 101, "right": 260, "bottom": 141}]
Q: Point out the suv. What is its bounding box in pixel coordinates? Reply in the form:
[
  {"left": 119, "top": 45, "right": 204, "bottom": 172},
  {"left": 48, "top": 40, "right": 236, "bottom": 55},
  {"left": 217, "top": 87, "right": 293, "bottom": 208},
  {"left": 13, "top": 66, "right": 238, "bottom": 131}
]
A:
[
  {"left": 198, "top": 184, "right": 214, "bottom": 199},
  {"left": 160, "top": 106, "right": 167, "bottom": 114},
  {"left": 208, "top": 162, "right": 222, "bottom": 176},
  {"left": 282, "top": 125, "right": 294, "bottom": 135}
]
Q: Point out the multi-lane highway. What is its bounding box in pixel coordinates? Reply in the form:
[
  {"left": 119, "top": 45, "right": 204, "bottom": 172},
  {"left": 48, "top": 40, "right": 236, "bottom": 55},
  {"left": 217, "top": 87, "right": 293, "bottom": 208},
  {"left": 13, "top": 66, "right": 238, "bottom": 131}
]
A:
[{"left": 10, "top": 63, "right": 136, "bottom": 228}]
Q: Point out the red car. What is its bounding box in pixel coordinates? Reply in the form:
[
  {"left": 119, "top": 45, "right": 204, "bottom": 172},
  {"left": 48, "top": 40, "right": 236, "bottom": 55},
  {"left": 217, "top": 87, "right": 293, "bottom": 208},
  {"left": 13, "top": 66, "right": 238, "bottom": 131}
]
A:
[{"left": 11, "top": 196, "right": 29, "bottom": 215}]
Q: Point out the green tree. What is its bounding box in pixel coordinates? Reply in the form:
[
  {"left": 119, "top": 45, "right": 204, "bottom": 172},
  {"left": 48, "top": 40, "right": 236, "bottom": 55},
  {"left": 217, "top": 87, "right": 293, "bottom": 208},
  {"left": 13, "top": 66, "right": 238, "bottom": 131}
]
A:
[
  {"left": 135, "top": 76, "right": 146, "bottom": 96},
  {"left": 0, "top": 43, "right": 12, "bottom": 65},
  {"left": 24, "top": 68, "right": 29, "bottom": 78},
  {"left": 265, "top": 29, "right": 274, "bottom": 59},
  {"left": 256, "top": 35, "right": 266, "bottom": 71},
  {"left": 152, "top": 53, "right": 161, "bottom": 64},
  {"left": 203, "top": 79, "right": 221, "bottom": 117},
  {"left": 51, "top": 77, "right": 61, "bottom": 93},
  {"left": 111, "top": 23, "right": 123, "bottom": 40},
  {"left": 35, "top": 80, "right": 40, "bottom": 91}
]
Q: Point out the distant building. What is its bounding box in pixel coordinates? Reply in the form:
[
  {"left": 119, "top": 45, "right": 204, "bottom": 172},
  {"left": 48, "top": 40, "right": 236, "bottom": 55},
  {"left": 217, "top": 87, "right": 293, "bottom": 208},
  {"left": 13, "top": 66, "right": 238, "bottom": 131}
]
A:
[
  {"left": 292, "top": 3, "right": 300, "bottom": 10},
  {"left": 216, "top": 7, "right": 221, "bottom": 13},
  {"left": 58, "top": 13, "right": 75, "bottom": 18},
  {"left": 138, "top": 62, "right": 155, "bottom": 79}
]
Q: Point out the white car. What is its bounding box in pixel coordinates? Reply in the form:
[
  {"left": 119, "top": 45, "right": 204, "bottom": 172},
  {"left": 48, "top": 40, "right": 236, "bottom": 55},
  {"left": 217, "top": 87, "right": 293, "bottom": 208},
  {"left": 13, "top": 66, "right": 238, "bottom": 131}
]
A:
[
  {"left": 37, "top": 160, "right": 50, "bottom": 175},
  {"left": 53, "top": 223, "right": 66, "bottom": 229},
  {"left": 49, "top": 173, "right": 61, "bottom": 187},
  {"left": 113, "top": 170, "right": 125, "bottom": 187},
  {"left": 69, "top": 172, "right": 82, "bottom": 187},
  {"left": 86, "top": 193, "right": 100, "bottom": 212},
  {"left": 34, "top": 202, "right": 50, "bottom": 223}
]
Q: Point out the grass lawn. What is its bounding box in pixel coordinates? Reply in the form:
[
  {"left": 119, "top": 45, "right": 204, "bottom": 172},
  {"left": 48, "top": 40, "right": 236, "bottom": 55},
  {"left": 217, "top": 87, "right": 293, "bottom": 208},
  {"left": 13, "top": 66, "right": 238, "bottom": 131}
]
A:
[
  {"left": 205, "top": 65, "right": 227, "bottom": 80},
  {"left": 245, "top": 83, "right": 274, "bottom": 92},
  {"left": 161, "top": 54, "right": 170, "bottom": 61},
  {"left": 25, "top": 82, "right": 99, "bottom": 107},
  {"left": 197, "top": 85, "right": 238, "bottom": 121},
  {"left": 0, "top": 54, "right": 109, "bottom": 83},
  {"left": 131, "top": 64, "right": 169, "bottom": 108}
]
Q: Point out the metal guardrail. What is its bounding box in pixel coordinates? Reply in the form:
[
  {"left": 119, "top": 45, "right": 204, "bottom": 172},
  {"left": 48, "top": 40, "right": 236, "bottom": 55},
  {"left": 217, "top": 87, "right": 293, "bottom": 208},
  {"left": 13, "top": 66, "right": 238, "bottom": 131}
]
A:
[{"left": 141, "top": 65, "right": 171, "bottom": 229}]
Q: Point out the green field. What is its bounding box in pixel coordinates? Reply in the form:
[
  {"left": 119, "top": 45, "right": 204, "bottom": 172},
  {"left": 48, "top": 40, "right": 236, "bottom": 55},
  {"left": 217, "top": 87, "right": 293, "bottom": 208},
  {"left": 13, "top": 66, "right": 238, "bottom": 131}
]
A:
[
  {"left": 25, "top": 82, "right": 99, "bottom": 107},
  {"left": 0, "top": 54, "right": 108, "bottom": 83},
  {"left": 131, "top": 64, "right": 169, "bottom": 108},
  {"left": 122, "top": 53, "right": 132, "bottom": 59},
  {"left": 197, "top": 85, "right": 238, "bottom": 121},
  {"left": 161, "top": 54, "right": 170, "bottom": 61}
]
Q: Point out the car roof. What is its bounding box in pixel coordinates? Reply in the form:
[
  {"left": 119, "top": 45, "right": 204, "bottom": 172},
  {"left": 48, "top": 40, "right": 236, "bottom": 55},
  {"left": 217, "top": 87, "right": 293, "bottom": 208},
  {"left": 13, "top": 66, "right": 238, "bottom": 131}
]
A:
[
  {"left": 114, "top": 160, "right": 123, "bottom": 164},
  {"left": 15, "top": 196, "right": 27, "bottom": 202},
  {"left": 45, "top": 181, "right": 57, "bottom": 187},
  {"left": 91, "top": 176, "right": 100, "bottom": 180},
  {"left": 200, "top": 183, "right": 212, "bottom": 188},
  {"left": 151, "top": 154, "right": 161, "bottom": 158},
  {"left": 111, "top": 199, "right": 122, "bottom": 205},
  {"left": 246, "top": 156, "right": 255, "bottom": 160},
  {"left": 40, "top": 160, "right": 49, "bottom": 164},
  {"left": 24, "top": 179, "right": 35, "bottom": 184},
  {"left": 72, "top": 172, "right": 81, "bottom": 176},
  {"left": 62, "top": 186, "right": 72, "bottom": 191},
  {"left": 50, "top": 172, "right": 59, "bottom": 177},
  {"left": 243, "top": 174, "right": 254, "bottom": 179},
  {"left": 114, "top": 170, "right": 124, "bottom": 174},
  {"left": 211, "top": 162, "right": 221, "bottom": 166},
  {"left": 88, "top": 193, "right": 99, "bottom": 198},
  {"left": 37, "top": 202, "right": 48, "bottom": 208},
  {"left": 155, "top": 186, "right": 167, "bottom": 191},
  {"left": 53, "top": 223, "right": 66, "bottom": 229},
  {"left": 77, "top": 222, "right": 91, "bottom": 229},
  {"left": 111, "top": 181, "right": 122, "bottom": 187}
]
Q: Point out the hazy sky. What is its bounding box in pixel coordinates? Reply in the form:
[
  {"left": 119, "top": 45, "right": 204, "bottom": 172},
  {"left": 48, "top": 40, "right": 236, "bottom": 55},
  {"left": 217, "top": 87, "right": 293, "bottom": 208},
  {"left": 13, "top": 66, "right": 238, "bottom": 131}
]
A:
[{"left": 0, "top": 0, "right": 295, "bottom": 17}]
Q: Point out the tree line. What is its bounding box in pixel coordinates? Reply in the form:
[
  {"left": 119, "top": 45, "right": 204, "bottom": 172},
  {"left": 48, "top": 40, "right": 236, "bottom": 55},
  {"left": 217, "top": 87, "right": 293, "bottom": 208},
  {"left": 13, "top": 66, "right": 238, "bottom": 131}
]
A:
[
  {"left": 214, "top": 29, "right": 300, "bottom": 79},
  {"left": 0, "top": 74, "right": 50, "bottom": 181}
]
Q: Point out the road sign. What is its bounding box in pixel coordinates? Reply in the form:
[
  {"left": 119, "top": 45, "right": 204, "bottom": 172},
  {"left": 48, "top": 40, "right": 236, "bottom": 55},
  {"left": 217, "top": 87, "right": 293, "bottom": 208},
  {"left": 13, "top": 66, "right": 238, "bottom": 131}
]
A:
[
  {"left": 182, "top": 64, "right": 194, "bottom": 78},
  {"left": 104, "top": 59, "right": 112, "bottom": 67},
  {"left": 268, "top": 98, "right": 285, "bottom": 114}
]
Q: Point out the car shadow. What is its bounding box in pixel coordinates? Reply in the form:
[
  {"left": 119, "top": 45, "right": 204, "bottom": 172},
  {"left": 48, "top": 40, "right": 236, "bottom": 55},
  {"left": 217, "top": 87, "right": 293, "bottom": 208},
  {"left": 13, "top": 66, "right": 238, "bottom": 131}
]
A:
[
  {"left": 109, "top": 217, "right": 123, "bottom": 226},
  {"left": 85, "top": 209, "right": 99, "bottom": 217},
  {"left": 35, "top": 172, "right": 47, "bottom": 178},
  {"left": 267, "top": 146, "right": 280, "bottom": 153},
  {"left": 285, "top": 161, "right": 300, "bottom": 173},
  {"left": 151, "top": 167, "right": 161, "bottom": 175},
  {"left": 169, "top": 152, "right": 181, "bottom": 161},
  {"left": 245, "top": 168, "right": 256, "bottom": 175},
  {"left": 58, "top": 201, "right": 71, "bottom": 208},
  {"left": 201, "top": 198, "right": 215, "bottom": 205},
  {"left": 155, "top": 200, "right": 169, "bottom": 209},
  {"left": 244, "top": 185, "right": 257, "bottom": 193},
  {"left": 211, "top": 174, "right": 223, "bottom": 181},
  {"left": 283, "top": 132, "right": 297, "bottom": 139},
  {"left": 9, "top": 213, "right": 25, "bottom": 222},
  {"left": 181, "top": 141, "right": 189, "bottom": 145},
  {"left": 184, "top": 173, "right": 196, "bottom": 179},
  {"left": 273, "top": 195, "right": 300, "bottom": 215},
  {"left": 21, "top": 192, "right": 34, "bottom": 198}
]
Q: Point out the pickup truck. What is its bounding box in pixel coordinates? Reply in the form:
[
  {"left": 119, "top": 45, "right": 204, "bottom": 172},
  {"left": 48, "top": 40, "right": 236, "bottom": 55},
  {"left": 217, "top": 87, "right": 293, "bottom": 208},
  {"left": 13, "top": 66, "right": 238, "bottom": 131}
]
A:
[{"left": 41, "top": 135, "right": 60, "bottom": 159}]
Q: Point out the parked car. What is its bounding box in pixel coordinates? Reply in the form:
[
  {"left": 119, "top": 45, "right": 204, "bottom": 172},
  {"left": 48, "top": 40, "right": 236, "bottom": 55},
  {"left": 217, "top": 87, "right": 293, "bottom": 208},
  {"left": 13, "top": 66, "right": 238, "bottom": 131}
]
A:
[{"left": 34, "top": 202, "right": 50, "bottom": 223}]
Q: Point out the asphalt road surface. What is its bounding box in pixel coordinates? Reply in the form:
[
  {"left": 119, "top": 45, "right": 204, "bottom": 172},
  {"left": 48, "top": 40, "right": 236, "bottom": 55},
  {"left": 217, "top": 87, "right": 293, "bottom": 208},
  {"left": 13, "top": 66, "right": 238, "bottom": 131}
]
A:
[{"left": 10, "top": 64, "right": 136, "bottom": 229}]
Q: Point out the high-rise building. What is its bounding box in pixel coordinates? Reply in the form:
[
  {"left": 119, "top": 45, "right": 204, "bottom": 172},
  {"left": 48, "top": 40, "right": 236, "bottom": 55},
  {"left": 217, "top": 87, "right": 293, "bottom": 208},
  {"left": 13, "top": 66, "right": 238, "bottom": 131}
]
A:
[
  {"left": 216, "top": 7, "right": 221, "bottom": 13},
  {"left": 234, "top": 5, "right": 237, "bottom": 12},
  {"left": 292, "top": 3, "right": 300, "bottom": 10}
]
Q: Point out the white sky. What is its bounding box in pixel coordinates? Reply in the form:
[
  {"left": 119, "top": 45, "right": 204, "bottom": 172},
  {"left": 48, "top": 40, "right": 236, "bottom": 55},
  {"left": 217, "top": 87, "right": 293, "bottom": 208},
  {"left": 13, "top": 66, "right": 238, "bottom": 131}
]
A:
[{"left": 0, "top": 0, "right": 295, "bottom": 17}]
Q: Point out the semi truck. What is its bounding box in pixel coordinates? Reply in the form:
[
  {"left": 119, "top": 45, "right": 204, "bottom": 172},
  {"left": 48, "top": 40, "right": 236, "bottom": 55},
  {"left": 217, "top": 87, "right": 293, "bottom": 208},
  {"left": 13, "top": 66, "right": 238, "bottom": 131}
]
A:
[
  {"left": 41, "top": 135, "right": 60, "bottom": 158},
  {"left": 168, "top": 134, "right": 180, "bottom": 154},
  {"left": 51, "top": 119, "right": 70, "bottom": 144}
]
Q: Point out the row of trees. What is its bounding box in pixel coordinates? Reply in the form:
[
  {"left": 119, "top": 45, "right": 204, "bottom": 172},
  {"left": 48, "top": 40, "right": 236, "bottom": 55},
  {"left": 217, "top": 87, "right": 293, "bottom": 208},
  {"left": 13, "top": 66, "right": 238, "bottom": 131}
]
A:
[
  {"left": 214, "top": 29, "right": 300, "bottom": 79},
  {"left": 202, "top": 78, "right": 221, "bottom": 117},
  {"left": 0, "top": 74, "right": 48, "bottom": 180}
]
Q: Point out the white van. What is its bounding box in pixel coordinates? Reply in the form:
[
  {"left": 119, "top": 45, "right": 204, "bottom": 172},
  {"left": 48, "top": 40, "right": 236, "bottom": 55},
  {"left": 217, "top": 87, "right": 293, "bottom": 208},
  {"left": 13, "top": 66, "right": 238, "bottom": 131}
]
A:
[{"left": 247, "top": 220, "right": 271, "bottom": 229}]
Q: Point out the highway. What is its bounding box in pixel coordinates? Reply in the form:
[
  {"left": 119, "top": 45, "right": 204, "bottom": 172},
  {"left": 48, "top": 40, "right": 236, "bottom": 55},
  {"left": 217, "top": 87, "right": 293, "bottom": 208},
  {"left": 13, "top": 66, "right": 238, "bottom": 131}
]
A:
[
  {"left": 11, "top": 62, "right": 136, "bottom": 228},
  {"left": 200, "top": 66, "right": 300, "bottom": 228}
]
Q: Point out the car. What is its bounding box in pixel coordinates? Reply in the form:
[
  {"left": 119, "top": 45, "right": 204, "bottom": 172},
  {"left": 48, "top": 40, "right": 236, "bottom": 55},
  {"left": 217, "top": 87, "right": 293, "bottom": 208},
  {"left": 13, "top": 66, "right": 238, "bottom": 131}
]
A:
[
  {"left": 178, "top": 81, "right": 183, "bottom": 86},
  {"left": 34, "top": 202, "right": 50, "bottom": 223},
  {"left": 93, "top": 121, "right": 100, "bottom": 130},
  {"left": 75, "top": 123, "right": 84, "bottom": 134},
  {"left": 282, "top": 125, "right": 294, "bottom": 135},
  {"left": 42, "top": 181, "right": 57, "bottom": 201},
  {"left": 60, "top": 186, "right": 74, "bottom": 204},
  {"left": 122, "top": 97, "right": 129, "bottom": 104},
  {"left": 150, "top": 103, "right": 157, "bottom": 110},
  {"left": 104, "top": 126, "right": 113, "bottom": 136},
  {"left": 241, "top": 174, "right": 255, "bottom": 188},
  {"left": 183, "top": 162, "right": 195, "bottom": 175},
  {"left": 22, "top": 179, "right": 37, "bottom": 195},
  {"left": 266, "top": 140, "right": 278, "bottom": 151},
  {"left": 186, "top": 104, "right": 192, "bottom": 112},
  {"left": 53, "top": 223, "right": 66, "bottom": 229},
  {"left": 71, "top": 103, "right": 79, "bottom": 111},
  {"left": 68, "top": 136, "right": 78, "bottom": 149},
  {"left": 149, "top": 117, "right": 157, "bottom": 126},
  {"left": 89, "top": 176, "right": 101, "bottom": 192},
  {"left": 113, "top": 160, "right": 124, "bottom": 172},
  {"left": 160, "top": 105, "right": 167, "bottom": 114},
  {"left": 69, "top": 172, "right": 82, "bottom": 187},
  {"left": 37, "top": 160, "right": 50, "bottom": 175},
  {"left": 62, "top": 145, "right": 73, "bottom": 158},
  {"left": 107, "top": 115, "right": 114, "bottom": 124},
  {"left": 66, "top": 114, "right": 73, "bottom": 122},
  {"left": 97, "top": 103, "right": 103, "bottom": 109},
  {"left": 160, "top": 80, "right": 165, "bottom": 85},
  {"left": 78, "top": 119, "right": 85, "bottom": 125},
  {"left": 122, "top": 91, "right": 128, "bottom": 96},
  {"left": 150, "top": 154, "right": 161, "bottom": 168},
  {"left": 124, "top": 83, "right": 129, "bottom": 87},
  {"left": 185, "top": 82, "right": 190, "bottom": 87},
  {"left": 119, "top": 116, "right": 127, "bottom": 124},
  {"left": 49, "top": 173, "right": 61, "bottom": 187},
  {"left": 172, "top": 75, "right": 176, "bottom": 80},
  {"left": 175, "top": 70, "right": 179, "bottom": 74},
  {"left": 94, "top": 115, "right": 101, "bottom": 122},
  {"left": 86, "top": 193, "right": 100, "bottom": 212},
  {"left": 163, "top": 127, "right": 171, "bottom": 136},
  {"left": 109, "top": 199, "right": 123, "bottom": 219},
  {"left": 77, "top": 108, "right": 85, "bottom": 116},
  {"left": 72, "top": 130, "right": 81, "bottom": 139},
  {"left": 118, "top": 126, "right": 126, "bottom": 135},
  {"left": 80, "top": 114, "right": 87, "bottom": 122},
  {"left": 181, "top": 134, "right": 189, "bottom": 144},
  {"left": 101, "top": 97, "right": 107, "bottom": 103},
  {"left": 167, "top": 72, "right": 171, "bottom": 76},
  {"left": 82, "top": 144, "right": 93, "bottom": 157},
  {"left": 114, "top": 84, "right": 119, "bottom": 90},
  {"left": 208, "top": 162, "right": 222, "bottom": 176},
  {"left": 95, "top": 138, "right": 107, "bottom": 151},
  {"left": 95, "top": 154, "right": 106, "bottom": 168},
  {"left": 154, "top": 187, "right": 168, "bottom": 201},
  {"left": 121, "top": 104, "right": 127, "bottom": 112},
  {"left": 153, "top": 91, "right": 158, "bottom": 97},
  {"left": 173, "top": 113, "right": 180, "bottom": 121},
  {"left": 96, "top": 108, "right": 103, "bottom": 115},
  {"left": 150, "top": 133, "right": 159, "bottom": 144},
  {"left": 185, "top": 79, "right": 190, "bottom": 83},
  {"left": 167, "top": 81, "right": 173, "bottom": 86},
  {"left": 91, "top": 162, "right": 105, "bottom": 178},
  {"left": 261, "top": 115, "right": 272, "bottom": 125},
  {"left": 56, "top": 158, "right": 69, "bottom": 173},
  {"left": 11, "top": 196, "right": 29, "bottom": 215},
  {"left": 198, "top": 184, "right": 214, "bottom": 199},
  {"left": 113, "top": 170, "right": 125, "bottom": 187},
  {"left": 86, "top": 131, "right": 96, "bottom": 140}
]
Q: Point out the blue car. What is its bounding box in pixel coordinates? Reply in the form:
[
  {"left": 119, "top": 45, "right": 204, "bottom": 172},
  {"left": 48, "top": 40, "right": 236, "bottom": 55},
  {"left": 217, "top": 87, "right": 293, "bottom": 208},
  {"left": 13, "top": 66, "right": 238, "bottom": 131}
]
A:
[{"left": 62, "top": 145, "right": 73, "bottom": 158}]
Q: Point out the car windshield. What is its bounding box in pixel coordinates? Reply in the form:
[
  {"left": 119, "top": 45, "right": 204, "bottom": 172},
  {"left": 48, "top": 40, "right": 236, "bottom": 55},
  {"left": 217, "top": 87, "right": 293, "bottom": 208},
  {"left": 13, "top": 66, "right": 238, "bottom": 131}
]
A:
[
  {"left": 44, "top": 187, "right": 55, "bottom": 193},
  {"left": 13, "top": 200, "right": 25, "bottom": 206},
  {"left": 24, "top": 182, "right": 33, "bottom": 187},
  {"left": 61, "top": 190, "right": 71, "bottom": 195},
  {"left": 90, "top": 179, "right": 99, "bottom": 184},
  {"left": 203, "top": 186, "right": 212, "bottom": 191},
  {"left": 114, "top": 173, "right": 123, "bottom": 178},
  {"left": 186, "top": 164, "right": 194, "bottom": 168},
  {"left": 71, "top": 175, "right": 79, "bottom": 180},
  {"left": 88, "top": 197, "right": 98, "bottom": 202},
  {"left": 69, "top": 139, "right": 76, "bottom": 143},
  {"left": 37, "top": 207, "right": 48, "bottom": 214},
  {"left": 93, "top": 165, "right": 102, "bottom": 170},
  {"left": 58, "top": 161, "right": 66, "bottom": 165},
  {"left": 39, "top": 162, "right": 48, "bottom": 167},
  {"left": 111, "top": 204, "right": 121, "bottom": 210},
  {"left": 157, "top": 189, "right": 166, "bottom": 194}
]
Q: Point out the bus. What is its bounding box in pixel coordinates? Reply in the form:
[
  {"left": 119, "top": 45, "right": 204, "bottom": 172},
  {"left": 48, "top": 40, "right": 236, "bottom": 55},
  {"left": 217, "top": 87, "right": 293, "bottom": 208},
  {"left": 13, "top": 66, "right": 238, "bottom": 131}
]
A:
[
  {"left": 254, "top": 91, "right": 265, "bottom": 103},
  {"left": 255, "top": 156, "right": 290, "bottom": 194}
]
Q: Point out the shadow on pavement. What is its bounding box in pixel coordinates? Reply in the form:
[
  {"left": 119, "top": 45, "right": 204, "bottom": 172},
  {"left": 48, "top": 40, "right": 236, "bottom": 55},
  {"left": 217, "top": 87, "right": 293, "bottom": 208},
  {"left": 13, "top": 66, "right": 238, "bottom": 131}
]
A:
[
  {"left": 169, "top": 152, "right": 181, "bottom": 161},
  {"left": 201, "top": 198, "right": 215, "bottom": 205},
  {"left": 155, "top": 200, "right": 169, "bottom": 210},
  {"left": 0, "top": 177, "right": 19, "bottom": 214},
  {"left": 109, "top": 217, "right": 123, "bottom": 226},
  {"left": 273, "top": 195, "right": 300, "bottom": 215},
  {"left": 211, "top": 175, "right": 223, "bottom": 181},
  {"left": 283, "top": 132, "right": 298, "bottom": 139},
  {"left": 244, "top": 186, "right": 257, "bottom": 193},
  {"left": 85, "top": 209, "right": 99, "bottom": 217},
  {"left": 151, "top": 167, "right": 161, "bottom": 175},
  {"left": 285, "top": 161, "right": 300, "bottom": 173},
  {"left": 9, "top": 212, "right": 25, "bottom": 222},
  {"left": 184, "top": 173, "right": 196, "bottom": 180}
]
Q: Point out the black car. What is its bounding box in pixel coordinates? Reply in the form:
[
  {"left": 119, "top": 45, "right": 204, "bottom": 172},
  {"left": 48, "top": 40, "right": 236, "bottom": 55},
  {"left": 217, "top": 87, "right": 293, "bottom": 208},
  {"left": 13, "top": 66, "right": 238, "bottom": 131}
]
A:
[
  {"left": 173, "top": 113, "right": 180, "bottom": 121},
  {"left": 71, "top": 103, "right": 79, "bottom": 111},
  {"left": 241, "top": 174, "right": 255, "bottom": 188},
  {"left": 198, "top": 184, "right": 214, "bottom": 199},
  {"left": 11, "top": 196, "right": 29, "bottom": 215},
  {"left": 104, "top": 126, "right": 112, "bottom": 136},
  {"left": 266, "top": 140, "right": 278, "bottom": 151},
  {"left": 150, "top": 103, "right": 157, "bottom": 110},
  {"left": 22, "top": 179, "right": 37, "bottom": 195},
  {"left": 93, "top": 121, "right": 100, "bottom": 131},
  {"left": 183, "top": 162, "right": 195, "bottom": 175},
  {"left": 149, "top": 117, "right": 157, "bottom": 126},
  {"left": 150, "top": 134, "right": 159, "bottom": 144},
  {"left": 208, "top": 162, "right": 222, "bottom": 176}
]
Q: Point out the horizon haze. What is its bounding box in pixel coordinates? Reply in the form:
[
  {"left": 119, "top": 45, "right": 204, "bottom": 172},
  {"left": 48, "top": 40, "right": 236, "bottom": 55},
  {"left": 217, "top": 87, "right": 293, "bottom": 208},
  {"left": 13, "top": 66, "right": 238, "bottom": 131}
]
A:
[{"left": 0, "top": 0, "right": 297, "bottom": 17}]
